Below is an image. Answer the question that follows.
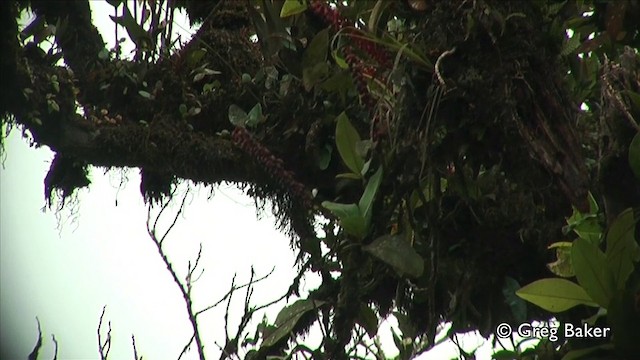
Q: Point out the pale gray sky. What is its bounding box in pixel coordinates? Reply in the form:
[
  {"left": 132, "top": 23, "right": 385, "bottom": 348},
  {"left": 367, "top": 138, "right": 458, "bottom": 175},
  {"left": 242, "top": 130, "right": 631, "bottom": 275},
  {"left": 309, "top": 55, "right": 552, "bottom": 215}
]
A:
[{"left": 0, "top": 2, "right": 500, "bottom": 359}]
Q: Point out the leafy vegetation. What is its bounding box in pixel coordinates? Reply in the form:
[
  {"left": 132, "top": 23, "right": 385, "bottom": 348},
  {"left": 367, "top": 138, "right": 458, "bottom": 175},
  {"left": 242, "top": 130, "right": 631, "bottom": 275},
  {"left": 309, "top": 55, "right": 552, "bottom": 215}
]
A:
[{"left": 1, "top": 0, "right": 639, "bottom": 359}]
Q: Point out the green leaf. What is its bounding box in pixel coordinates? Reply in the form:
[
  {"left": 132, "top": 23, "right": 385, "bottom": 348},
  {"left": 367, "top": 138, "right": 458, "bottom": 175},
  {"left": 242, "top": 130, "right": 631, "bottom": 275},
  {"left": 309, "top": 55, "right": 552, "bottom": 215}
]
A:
[
  {"left": 262, "top": 299, "right": 324, "bottom": 348},
  {"left": 516, "top": 278, "right": 597, "bottom": 312},
  {"left": 280, "top": 0, "right": 307, "bottom": 18},
  {"left": 138, "top": 90, "right": 152, "bottom": 99},
  {"left": 364, "top": 234, "right": 424, "bottom": 278},
  {"left": 320, "top": 70, "right": 352, "bottom": 104},
  {"left": 321, "top": 201, "right": 360, "bottom": 220},
  {"left": 247, "top": 103, "right": 264, "bottom": 127},
  {"left": 321, "top": 201, "right": 367, "bottom": 238},
  {"left": 629, "top": 132, "right": 640, "bottom": 180},
  {"left": 547, "top": 241, "right": 575, "bottom": 277},
  {"left": 339, "top": 215, "right": 367, "bottom": 239},
  {"left": 571, "top": 238, "right": 615, "bottom": 308},
  {"left": 359, "top": 167, "right": 383, "bottom": 229},
  {"left": 303, "top": 28, "right": 329, "bottom": 67},
  {"left": 316, "top": 144, "right": 332, "bottom": 170},
  {"left": 605, "top": 208, "right": 639, "bottom": 290},
  {"left": 357, "top": 305, "right": 378, "bottom": 338},
  {"left": 335, "top": 112, "right": 364, "bottom": 175},
  {"left": 178, "top": 104, "right": 188, "bottom": 116},
  {"left": 302, "top": 62, "right": 329, "bottom": 91},
  {"left": 228, "top": 104, "right": 248, "bottom": 127}
]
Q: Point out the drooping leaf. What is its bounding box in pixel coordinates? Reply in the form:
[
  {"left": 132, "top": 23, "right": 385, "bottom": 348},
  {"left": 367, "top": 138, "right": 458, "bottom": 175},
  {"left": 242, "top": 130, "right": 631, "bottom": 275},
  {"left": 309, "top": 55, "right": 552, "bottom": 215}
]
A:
[
  {"left": 605, "top": 208, "right": 639, "bottom": 290},
  {"left": 303, "top": 28, "right": 329, "bottom": 67},
  {"left": 629, "top": 132, "right": 640, "bottom": 180},
  {"left": 321, "top": 201, "right": 360, "bottom": 220},
  {"left": 364, "top": 234, "right": 424, "bottom": 278},
  {"left": 335, "top": 112, "right": 364, "bottom": 175},
  {"left": 280, "top": 0, "right": 307, "bottom": 18},
  {"left": 262, "top": 299, "right": 325, "bottom": 348},
  {"left": 321, "top": 201, "right": 366, "bottom": 238},
  {"left": 357, "top": 305, "right": 378, "bottom": 338},
  {"left": 516, "top": 278, "right": 597, "bottom": 312},
  {"left": 359, "top": 167, "right": 383, "bottom": 229},
  {"left": 571, "top": 238, "right": 614, "bottom": 308}
]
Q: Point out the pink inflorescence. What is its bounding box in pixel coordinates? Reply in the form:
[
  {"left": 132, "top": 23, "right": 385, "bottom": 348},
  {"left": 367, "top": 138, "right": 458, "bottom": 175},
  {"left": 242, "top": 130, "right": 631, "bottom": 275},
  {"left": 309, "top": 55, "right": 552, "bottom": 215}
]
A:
[
  {"left": 308, "top": 1, "right": 391, "bottom": 68},
  {"left": 232, "top": 126, "right": 312, "bottom": 206}
]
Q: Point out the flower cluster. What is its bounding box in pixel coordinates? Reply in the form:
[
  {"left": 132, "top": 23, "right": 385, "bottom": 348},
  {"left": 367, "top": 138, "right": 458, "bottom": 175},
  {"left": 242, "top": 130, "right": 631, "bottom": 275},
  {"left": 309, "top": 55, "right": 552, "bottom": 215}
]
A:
[
  {"left": 308, "top": 1, "right": 391, "bottom": 68},
  {"left": 344, "top": 45, "right": 375, "bottom": 107},
  {"left": 232, "top": 126, "right": 312, "bottom": 206}
]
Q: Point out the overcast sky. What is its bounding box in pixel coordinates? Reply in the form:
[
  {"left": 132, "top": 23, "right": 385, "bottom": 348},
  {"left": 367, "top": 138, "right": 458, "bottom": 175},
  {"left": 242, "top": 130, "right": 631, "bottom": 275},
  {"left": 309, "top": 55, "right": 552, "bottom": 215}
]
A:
[{"left": 0, "top": 2, "right": 494, "bottom": 359}]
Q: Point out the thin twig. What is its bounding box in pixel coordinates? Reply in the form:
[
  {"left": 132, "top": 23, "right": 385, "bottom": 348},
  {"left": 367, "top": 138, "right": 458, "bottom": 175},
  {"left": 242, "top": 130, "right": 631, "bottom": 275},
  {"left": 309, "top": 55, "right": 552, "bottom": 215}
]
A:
[
  {"left": 97, "top": 306, "right": 112, "bottom": 360},
  {"left": 147, "top": 190, "right": 205, "bottom": 360}
]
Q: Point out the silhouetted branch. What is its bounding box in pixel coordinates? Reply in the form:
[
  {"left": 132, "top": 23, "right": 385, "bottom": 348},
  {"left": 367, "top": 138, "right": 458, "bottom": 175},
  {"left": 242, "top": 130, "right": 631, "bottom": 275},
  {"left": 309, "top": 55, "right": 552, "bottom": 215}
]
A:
[
  {"left": 28, "top": 318, "right": 43, "bottom": 360},
  {"left": 97, "top": 306, "right": 112, "bottom": 360}
]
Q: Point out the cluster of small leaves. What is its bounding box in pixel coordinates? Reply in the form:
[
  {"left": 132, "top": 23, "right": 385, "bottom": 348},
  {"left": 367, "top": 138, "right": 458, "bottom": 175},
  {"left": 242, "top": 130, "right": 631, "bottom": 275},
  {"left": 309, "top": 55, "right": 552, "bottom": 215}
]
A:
[{"left": 232, "top": 126, "right": 311, "bottom": 207}]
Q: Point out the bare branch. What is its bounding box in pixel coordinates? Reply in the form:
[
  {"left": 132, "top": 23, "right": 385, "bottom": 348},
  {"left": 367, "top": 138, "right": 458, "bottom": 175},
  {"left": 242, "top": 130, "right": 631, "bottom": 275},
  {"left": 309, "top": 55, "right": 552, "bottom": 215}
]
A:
[
  {"left": 146, "top": 191, "right": 205, "bottom": 360},
  {"left": 28, "top": 318, "right": 43, "bottom": 360},
  {"left": 51, "top": 334, "right": 59, "bottom": 360},
  {"left": 97, "top": 306, "right": 112, "bottom": 360}
]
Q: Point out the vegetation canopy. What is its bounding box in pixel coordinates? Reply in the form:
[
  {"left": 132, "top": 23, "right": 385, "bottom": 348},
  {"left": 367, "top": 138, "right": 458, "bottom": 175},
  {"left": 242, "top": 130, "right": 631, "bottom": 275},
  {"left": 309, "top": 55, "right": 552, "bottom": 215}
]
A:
[{"left": 1, "top": 0, "right": 639, "bottom": 359}]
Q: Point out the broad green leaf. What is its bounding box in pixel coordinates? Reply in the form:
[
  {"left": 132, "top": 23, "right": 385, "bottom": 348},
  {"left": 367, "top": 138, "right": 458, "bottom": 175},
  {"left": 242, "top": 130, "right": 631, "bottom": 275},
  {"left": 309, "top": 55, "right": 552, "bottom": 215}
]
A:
[
  {"left": 320, "top": 70, "right": 352, "bottom": 104},
  {"left": 302, "top": 62, "right": 329, "bottom": 91},
  {"left": 280, "top": 0, "right": 307, "bottom": 18},
  {"left": 357, "top": 305, "right": 378, "bottom": 338},
  {"left": 572, "top": 238, "right": 614, "bottom": 308},
  {"left": 629, "top": 132, "right": 640, "bottom": 180},
  {"left": 340, "top": 215, "right": 367, "bottom": 239},
  {"left": 547, "top": 241, "right": 575, "bottom": 277},
  {"left": 364, "top": 234, "right": 424, "bottom": 278},
  {"left": 605, "top": 208, "right": 639, "bottom": 289},
  {"left": 247, "top": 103, "right": 264, "bottom": 127},
  {"left": 303, "top": 28, "right": 329, "bottom": 67},
  {"left": 228, "top": 104, "right": 248, "bottom": 127},
  {"left": 516, "top": 278, "right": 597, "bottom": 312},
  {"left": 262, "top": 299, "right": 325, "bottom": 347},
  {"left": 321, "top": 201, "right": 360, "bottom": 220},
  {"left": 335, "top": 112, "right": 364, "bottom": 175},
  {"left": 321, "top": 201, "right": 366, "bottom": 238},
  {"left": 359, "top": 167, "right": 383, "bottom": 229}
]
